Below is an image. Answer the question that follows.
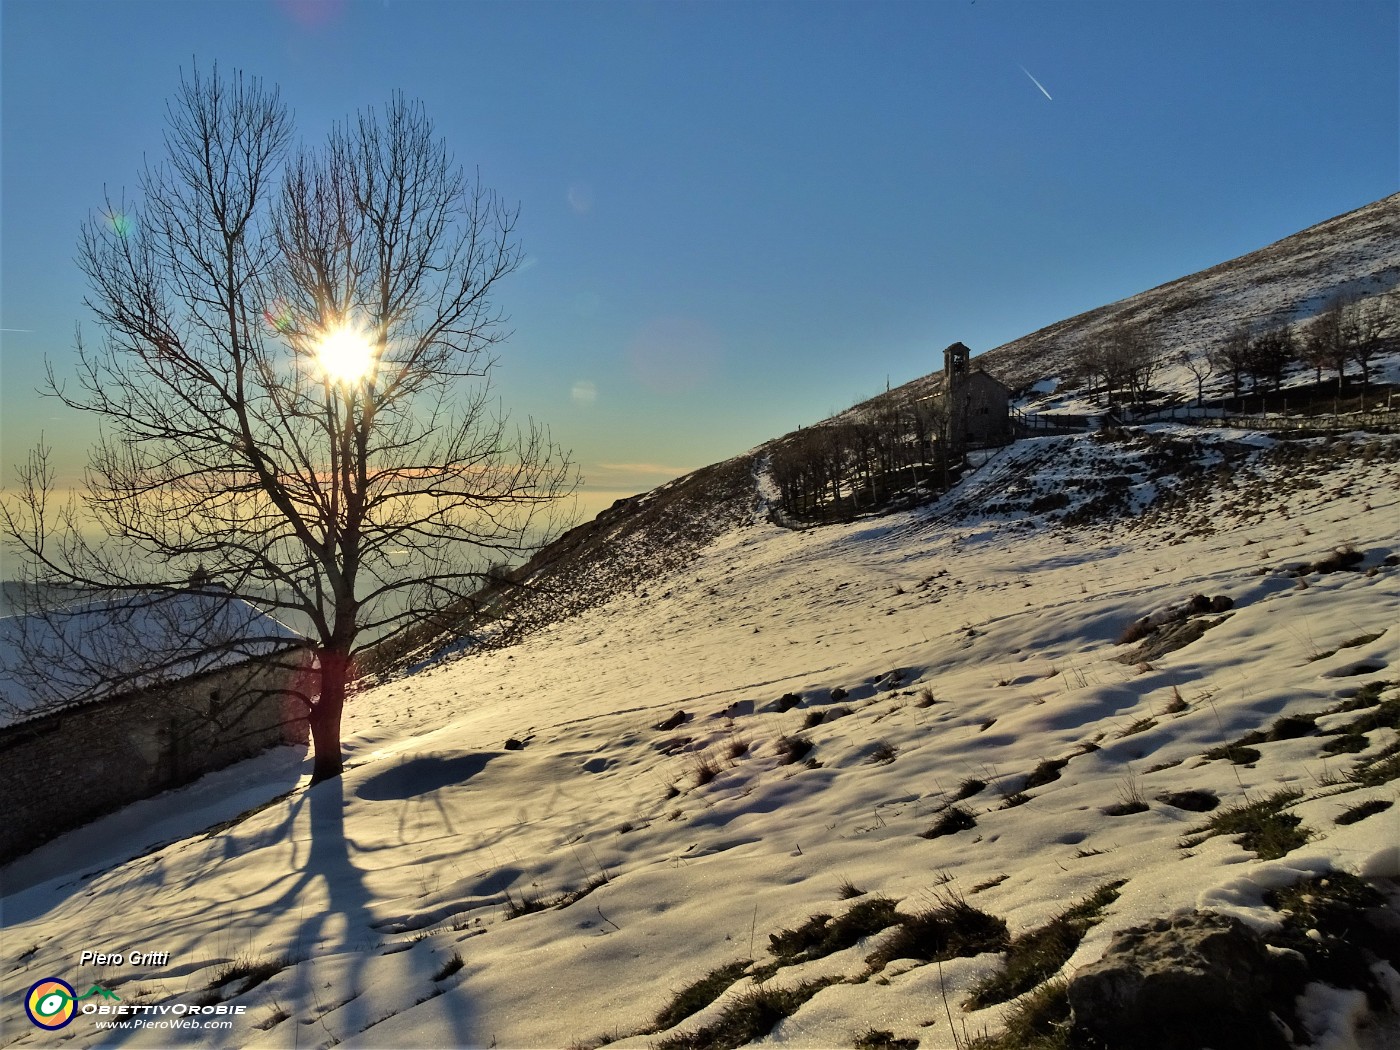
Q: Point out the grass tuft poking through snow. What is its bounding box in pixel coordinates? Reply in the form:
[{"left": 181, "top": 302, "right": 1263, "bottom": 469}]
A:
[
  {"left": 653, "top": 977, "right": 841, "bottom": 1050},
  {"left": 866, "top": 894, "right": 1009, "bottom": 972},
  {"left": 867, "top": 740, "right": 899, "bottom": 765},
  {"left": 1022, "top": 757, "right": 1069, "bottom": 790},
  {"left": 768, "top": 896, "right": 902, "bottom": 965},
  {"left": 854, "top": 1028, "right": 921, "bottom": 1050},
  {"left": 1183, "top": 788, "right": 1310, "bottom": 859},
  {"left": 1335, "top": 798, "right": 1393, "bottom": 826},
  {"left": 253, "top": 1001, "right": 290, "bottom": 1031},
  {"left": 965, "top": 979, "right": 1072, "bottom": 1050},
  {"left": 965, "top": 881, "right": 1125, "bottom": 1009},
  {"left": 208, "top": 953, "right": 291, "bottom": 994},
  {"left": 503, "top": 887, "right": 551, "bottom": 918},
  {"left": 923, "top": 805, "right": 978, "bottom": 838},
  {"left": 1346, "top": 742, "right": 1400, "bottom": 787},
  {"left": 652, "top": 959, "right": 754, "bottom": 1032},
  {"left": 432, "top": 951, "right": 464, "bottom": 982},
  {"left": 1262, "top": 871, "right": 1399, "bottom": 1009},
  {"left": 691, "top": 748, "right": 723, "bottom": 786},
  {"left": 953, "top": 777, "right": 986, "bottom": 801},
  {"left": 774, "top": 733, "right": 814, "bottom": 764}
]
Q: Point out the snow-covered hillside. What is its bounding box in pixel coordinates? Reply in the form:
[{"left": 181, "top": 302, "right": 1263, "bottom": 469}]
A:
[
  {"left": 878, "top": 192, "right": 1400, "bottom": 406},
  {"left": 3, "top": 423, "right": 1397, "bottom": 1049}
]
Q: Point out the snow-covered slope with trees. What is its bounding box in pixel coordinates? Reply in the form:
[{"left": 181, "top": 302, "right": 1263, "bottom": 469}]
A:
[{"left": 3, "top": 423, "right": 1397, "bottom": 1050}]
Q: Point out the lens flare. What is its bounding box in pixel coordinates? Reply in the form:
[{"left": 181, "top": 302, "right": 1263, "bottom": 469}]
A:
[
  {"left": 276, "top": 0, "right": 346, "bottom": 28},
  {"left": 264, "top": 298, "right": 296, "bottom": 334},
  {"left": 627, "top": 316, "right": 723, "bottom": 395},
  {"left": 316, "top": 324, "right": 375, "bottom": 384}
]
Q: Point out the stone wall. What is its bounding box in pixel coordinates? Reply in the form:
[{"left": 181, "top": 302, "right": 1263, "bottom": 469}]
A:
[
  {"left": 961, "top": 371, "right": 1013, "bottom": 448},
  {"left": 0, "top": 652, "right": 309, "bottom": 863}
]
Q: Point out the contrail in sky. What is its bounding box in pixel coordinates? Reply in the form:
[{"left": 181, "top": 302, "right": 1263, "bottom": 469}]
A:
[{"left": 1018, "top": 64, "right": 1053, "bottom": 101}]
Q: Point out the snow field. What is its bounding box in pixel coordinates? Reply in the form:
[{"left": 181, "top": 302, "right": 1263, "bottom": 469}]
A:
[{"left": 2, "top": 428, "right": 1398, "bottom": 1050}]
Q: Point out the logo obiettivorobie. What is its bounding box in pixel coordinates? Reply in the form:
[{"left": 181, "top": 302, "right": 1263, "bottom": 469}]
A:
[
  {"left": 25, "top": 978, "right": 78, "bottom": 1030},
  {"left": 24, "top": 978, "right": 120, "bottom": 1029}
]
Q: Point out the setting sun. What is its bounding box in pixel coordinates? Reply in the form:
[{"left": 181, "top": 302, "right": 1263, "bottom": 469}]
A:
[{"left": 316, "top": 325, "right": 375, "bottom": 384}]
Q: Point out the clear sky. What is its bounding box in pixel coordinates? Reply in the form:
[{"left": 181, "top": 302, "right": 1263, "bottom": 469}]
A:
[{"left": 2, "top": 0, "right": 1396, "bottom": 525}]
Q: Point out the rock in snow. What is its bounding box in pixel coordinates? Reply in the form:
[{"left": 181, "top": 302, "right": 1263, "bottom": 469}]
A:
[{"left": 1069, "top": 912, "right": 1286, "bottom": 1050}]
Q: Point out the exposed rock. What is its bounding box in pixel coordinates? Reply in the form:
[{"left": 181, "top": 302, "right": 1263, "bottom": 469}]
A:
[
  {"left": 758, "top": 693, "right": 806, "bottom": 714},
  {"left": 874, "top": 669, "right": 905, "bottom": 691},
  {"left": 654, "top": 709, "right": 690, "bottom": 731},
  {"left": 1068, "top": 911, "right": 1289, "bottom": 1050},
  {"left": 717, "top": 699, "right": 755, "bottom": 719},
  {"left": 1120, "top": 615, "right": 1228, "bottom": 664},
  {"left": 1155, "top": 789, "right": 1219, "bottom": 812}
]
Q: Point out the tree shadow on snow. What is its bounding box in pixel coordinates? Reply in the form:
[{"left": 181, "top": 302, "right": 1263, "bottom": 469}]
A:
[
  {"left": 354, "top": 751, "right": 497, "bottom": 801},
  {"left": 271, "top": 776, "right": 477, "bottom": 1047}
]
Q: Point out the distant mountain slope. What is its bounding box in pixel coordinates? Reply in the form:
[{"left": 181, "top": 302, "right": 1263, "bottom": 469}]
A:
[
  {"left": 414, "top": 193, "right": 1400, "bottom": 660},
  {"left": 886, "top": 191, "right": 1400, "bottom": 403}
]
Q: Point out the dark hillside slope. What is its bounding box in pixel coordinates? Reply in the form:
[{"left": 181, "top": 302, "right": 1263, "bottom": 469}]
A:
[{"left": 492, "top": 454, "right": 763, "bottom": 643}]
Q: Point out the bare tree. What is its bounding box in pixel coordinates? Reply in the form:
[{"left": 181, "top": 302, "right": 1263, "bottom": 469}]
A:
[
  {"left": 1208, "top": 326, "right": 1253, "bottom": 400},
  {"left": 1, "top": 67, "right": 577, "bottom": 784},
  {"left": 1345, "top": 295, "right": 1390, "bottom": 388},
  {"left": 1245, "top": 324, "right": 1295, "bottom": 393},
  {"left": 1303, "top": 292, "right": 1385, "bottom": 393},
  {"left": 1104, "top": 318, "right": 1162, "bottom": 404},
  {"left": 1302, "top": 301, "right": 1350, "bottom": 390},
  {"left": 1300, "top": 321, "right": 1332, "bottom": 386},
  {"left": 1069, "top": 337, "right": 1115, "bottom": 404},
  {"left": 1176, "top": 347, "right": 1214, "bottom": 406}
]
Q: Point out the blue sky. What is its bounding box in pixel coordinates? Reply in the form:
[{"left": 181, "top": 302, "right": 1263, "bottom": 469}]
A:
[{"left": 2, "top": 0, "right": 1396, "bottom": 521}]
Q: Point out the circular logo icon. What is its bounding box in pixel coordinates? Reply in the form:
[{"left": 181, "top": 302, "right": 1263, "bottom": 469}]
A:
[{"left": 26, "top": 978, "right": 77, "bottom": 1030}]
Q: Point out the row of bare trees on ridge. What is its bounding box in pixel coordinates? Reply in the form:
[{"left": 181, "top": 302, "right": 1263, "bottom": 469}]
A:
[
  {"left": 769, "top": 398, "right": 952, "bottom": 519},
  {"left": 1074, "top": 290, "right": 1395, "bottom": 406}
]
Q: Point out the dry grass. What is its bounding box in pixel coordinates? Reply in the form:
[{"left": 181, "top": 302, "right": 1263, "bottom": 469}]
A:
[
  {"left": 1182, "top": 788, "right": 1309, "bottom": 859},
  {"left": 653, "top": 978, "right": 839, "bottom": 1050},
  {"left": 865, "top": 894, "right": 1008, "bottom": 972},
  {"left": 922, "top": 806, "right": 977, "bottom": 838},
  {"left": 652, "top": 959, "right": 753, "bottom": 1032},
  {"left": 965, "top": 882, "right": 1124, "bottom": 1009},
  {"left": 432, "top": 952, "right": 464, "bottom": 982},
  {"left": 768, "top": 896, "right": 902, "bottom": 966}
]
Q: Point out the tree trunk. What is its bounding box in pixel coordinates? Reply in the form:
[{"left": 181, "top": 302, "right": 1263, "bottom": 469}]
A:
[{"left": 309, "top": 647, "right": 350, "bottom": 783}]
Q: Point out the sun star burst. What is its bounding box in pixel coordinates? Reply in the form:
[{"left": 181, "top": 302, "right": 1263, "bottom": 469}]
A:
[{"left": 316, "top": 325, "right": 375, "bottom": 384}]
